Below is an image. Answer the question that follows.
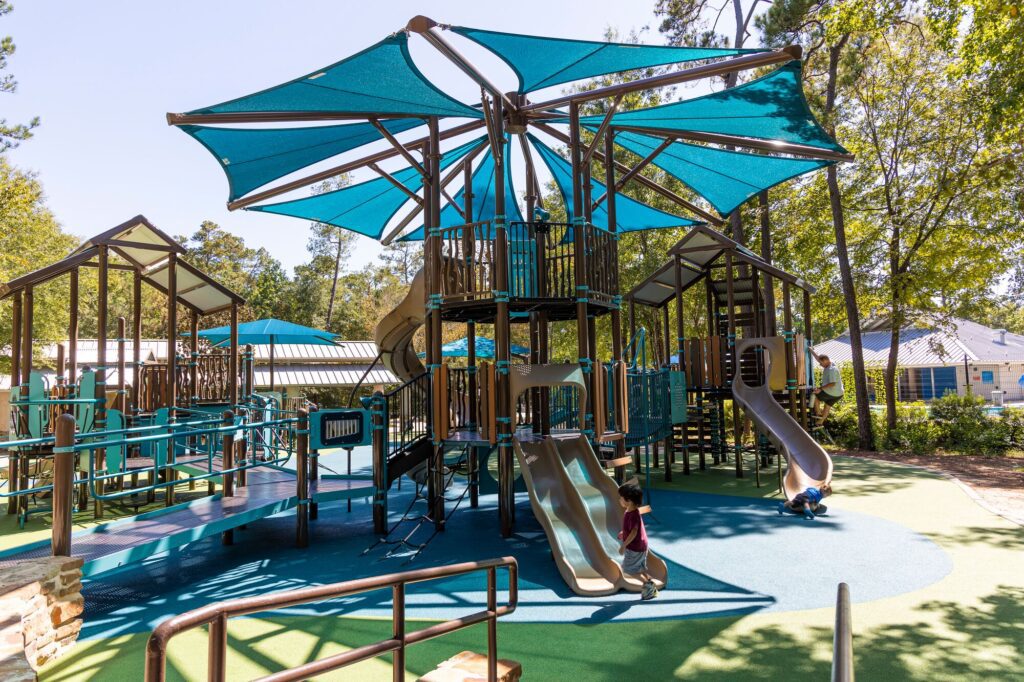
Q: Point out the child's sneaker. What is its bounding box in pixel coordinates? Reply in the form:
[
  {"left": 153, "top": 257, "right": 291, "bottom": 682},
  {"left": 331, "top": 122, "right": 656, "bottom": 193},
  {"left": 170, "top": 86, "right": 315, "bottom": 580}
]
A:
[
  {"left": 641, "top": 581, "right": 658, "bottom": 600},
  {"left": 777, "top": 502, "right": 786, "bottom": 515},
  {"left": 802, "top": 506, "right": 815, "bottom": 520}
]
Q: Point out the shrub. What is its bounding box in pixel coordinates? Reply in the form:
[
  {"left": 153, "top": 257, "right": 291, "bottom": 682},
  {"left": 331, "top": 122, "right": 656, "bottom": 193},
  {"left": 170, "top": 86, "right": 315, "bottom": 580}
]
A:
[
  {"left": 930, "top": 393, "right": 1011, "bottom": 455},
  {"left": 885, "top": 402, "right": 940, "bottom": 454},
  {"left": 1001, "top": 407, "right": 1024, "bottom": 449}
]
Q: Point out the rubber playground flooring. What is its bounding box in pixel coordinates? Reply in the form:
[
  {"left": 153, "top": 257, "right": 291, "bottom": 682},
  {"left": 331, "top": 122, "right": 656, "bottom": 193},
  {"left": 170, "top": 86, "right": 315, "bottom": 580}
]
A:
[{"left": 32, "top": 455, "right": 1024, "bottom": 681}]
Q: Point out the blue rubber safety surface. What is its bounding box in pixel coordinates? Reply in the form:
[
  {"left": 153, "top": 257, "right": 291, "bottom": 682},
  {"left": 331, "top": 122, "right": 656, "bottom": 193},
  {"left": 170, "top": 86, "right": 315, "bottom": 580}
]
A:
[{"left": 76, "top": 478, "right": 951, "bottom": 641}]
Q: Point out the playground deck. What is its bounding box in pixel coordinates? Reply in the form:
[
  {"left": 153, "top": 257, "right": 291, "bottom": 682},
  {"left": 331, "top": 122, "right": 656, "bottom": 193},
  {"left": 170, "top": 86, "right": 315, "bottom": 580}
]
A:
[{"left": 0, "top": 467, "right": 372, "bottom": 576}]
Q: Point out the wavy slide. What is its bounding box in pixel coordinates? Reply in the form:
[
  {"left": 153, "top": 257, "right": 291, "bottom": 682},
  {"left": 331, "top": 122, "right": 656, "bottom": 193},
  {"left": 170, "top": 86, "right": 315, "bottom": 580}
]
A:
[
  {"left": 374, "top": 266, "right": 426, "bottom": 383},
  {"left": 732, "top": 338, "right": 833, "bottom": 500},
  {"left": 514, "top": 435, "right": 668, "bottom": 597}
]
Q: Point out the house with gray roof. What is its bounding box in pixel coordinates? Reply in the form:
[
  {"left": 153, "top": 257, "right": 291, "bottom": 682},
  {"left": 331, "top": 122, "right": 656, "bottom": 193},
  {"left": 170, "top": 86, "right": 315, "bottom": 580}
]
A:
[{"left": 814, "top": 317, "right": 1024, "bottom": 403}]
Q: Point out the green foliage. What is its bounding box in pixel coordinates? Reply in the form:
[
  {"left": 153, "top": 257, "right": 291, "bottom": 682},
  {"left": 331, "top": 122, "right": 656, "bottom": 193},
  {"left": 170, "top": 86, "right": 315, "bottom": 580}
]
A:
[
  {"left": 929, "top": 393, "right": 1011, "bottom": 455},
  {"left": 884, "top": 402, "right": 940, "bottom": 454},
  {"left": 0, "top": 159, "right": 78, "bottom": 371},
  {"left": 0, "top": 2, "right": 39, "bottom": 152}
]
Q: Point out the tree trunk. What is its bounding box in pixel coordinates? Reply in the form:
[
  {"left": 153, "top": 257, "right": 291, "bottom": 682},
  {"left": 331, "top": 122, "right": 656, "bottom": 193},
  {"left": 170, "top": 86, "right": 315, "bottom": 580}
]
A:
[
  {"left": 884, "top": 321, "right": 900, "bottom": 433},
  {"left": 824, "top": 40, "right": 875, "bottom": 450},
  {"left": 325, "top": 230, "right": 342, "bottom": 328}
]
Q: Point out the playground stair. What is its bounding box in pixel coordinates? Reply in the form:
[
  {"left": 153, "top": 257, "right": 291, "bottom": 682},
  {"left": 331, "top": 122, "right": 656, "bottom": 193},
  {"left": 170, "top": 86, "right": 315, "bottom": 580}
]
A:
[{"left": 419, "top": 651, "right": 522, "bottom": 682}]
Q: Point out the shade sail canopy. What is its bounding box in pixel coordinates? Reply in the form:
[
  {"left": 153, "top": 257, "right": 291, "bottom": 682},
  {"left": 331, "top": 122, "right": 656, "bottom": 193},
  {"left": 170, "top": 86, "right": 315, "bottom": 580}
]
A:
[
  {"left": 195, "top": 318, "right": 337, "bottom": 346},
  {"left": 248, "top": 136, "right": 486, "bottom": 239},
  {"left": 606, "top": 129, "right": 831, "bottom": 216},
  {"left": 579, "top": 62, "right": 846, "bottom": 153},
  {"left": 452, "top": 26, "right": 764, "bottom": 93},
  {"left": 186, "top": 34, "right": 481, "bottom": 119},
  {"left": 528, "top": 134, "right": 698, "bottom": 232},
  {"left": 400, "top": 136, "right": 524, "bottom": 241},
  {"left": 181, "top": 118, "right": 422, "bottom": 201},
  {"left": 417, "top": 336, "right": 530, "bottom": 359}
]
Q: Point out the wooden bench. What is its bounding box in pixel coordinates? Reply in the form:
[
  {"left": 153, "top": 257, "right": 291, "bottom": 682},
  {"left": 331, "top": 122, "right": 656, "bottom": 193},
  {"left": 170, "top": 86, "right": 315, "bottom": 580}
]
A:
[{"left": 419, "top": 651, "right": 522, "bottom": 682}]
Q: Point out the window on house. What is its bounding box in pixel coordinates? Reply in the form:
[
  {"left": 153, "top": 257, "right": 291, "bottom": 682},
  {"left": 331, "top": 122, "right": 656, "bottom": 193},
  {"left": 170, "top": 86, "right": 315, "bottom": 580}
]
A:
[{"left": 981, "top": 370, "right": 995, "bottom": 384}]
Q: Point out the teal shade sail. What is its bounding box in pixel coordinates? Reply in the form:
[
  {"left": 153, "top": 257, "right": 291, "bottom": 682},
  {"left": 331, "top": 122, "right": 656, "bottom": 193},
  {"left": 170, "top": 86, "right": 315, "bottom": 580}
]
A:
[
  {"left": 578, "top": 62, "right": 846, "bottom": 153},
  {"left": 193, "top": 318, "right": 337, "bottom": 346},
  {"left": 247, "top": 136, "right": 486, "bottom": 239},
  {"left": 452, "top": 26, "right": 764, "bottom": 93},
  {"left": 417, "top": 336, "right": 530, "bottom": 359},
  {"left": 606, "top": 129, "right": 831, "bottom": 216},
  {"left": 187, "top": 35, "right": 481, "bottom": 119},
  {"left": 181, "top": 118, "right": 422, "bottom": 201},
  {"left": 399, "top": 136, "right": 524, "bottom": 241},
  {"left": 528, "top": 134, "right": 699, "bottom": 233}
]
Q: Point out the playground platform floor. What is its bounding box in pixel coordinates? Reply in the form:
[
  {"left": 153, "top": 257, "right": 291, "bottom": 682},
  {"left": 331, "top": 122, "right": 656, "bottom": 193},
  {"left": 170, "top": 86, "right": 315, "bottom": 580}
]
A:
[{"left": 22, "top": 454, "right": 1024, "bottom": 681}]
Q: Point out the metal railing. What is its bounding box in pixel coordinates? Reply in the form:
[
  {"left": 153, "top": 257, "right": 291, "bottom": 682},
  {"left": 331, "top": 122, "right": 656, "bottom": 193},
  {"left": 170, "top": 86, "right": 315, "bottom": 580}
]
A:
[
  {"left": 384, "top": 372, "right": 430, "bottom": 459},
  {"left": 832, "top": 582, "right": 854, "bottom": 682},
  {"left": 144, "top": 556, "right": 519, "bottom": 682}
]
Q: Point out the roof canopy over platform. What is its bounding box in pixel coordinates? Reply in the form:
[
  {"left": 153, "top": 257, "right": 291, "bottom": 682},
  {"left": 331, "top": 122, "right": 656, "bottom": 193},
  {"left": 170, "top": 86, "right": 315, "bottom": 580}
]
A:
[
  {"left": 626, "top": 225, "right": 814, "bottom": 308},
  {"left": 0, "top": 215, "right": 245, "bottom": 315},
  {"left": 167, "top": 17, "right": 849, "bottom": 242}
]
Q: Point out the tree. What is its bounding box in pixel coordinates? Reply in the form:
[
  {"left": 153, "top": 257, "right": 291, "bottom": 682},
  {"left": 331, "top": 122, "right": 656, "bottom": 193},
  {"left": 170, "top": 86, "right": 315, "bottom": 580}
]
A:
[
  {"left": 0, "top": 159, "right": 78, "bottom": 369},
  {"left": 756, "top": 0, "right": 907, "bottom": 450},
  {"left": 840, "top": 25, "right": 1024, "bottom": 431},
  {"left": 0, "top": 2, "right": 38, "bottom": 152},
  {"left": 379, "top": 240, "right": 423, "bottom": 285},
  {"left": 304, "top": 177, "right": 355, "bottom": 329}
]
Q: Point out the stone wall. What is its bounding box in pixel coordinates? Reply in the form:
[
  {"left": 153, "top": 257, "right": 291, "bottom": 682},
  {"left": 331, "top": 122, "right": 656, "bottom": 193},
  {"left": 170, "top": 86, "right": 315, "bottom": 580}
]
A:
[{"left": 0, "top": 556, "right": 84, "bottom": 681}]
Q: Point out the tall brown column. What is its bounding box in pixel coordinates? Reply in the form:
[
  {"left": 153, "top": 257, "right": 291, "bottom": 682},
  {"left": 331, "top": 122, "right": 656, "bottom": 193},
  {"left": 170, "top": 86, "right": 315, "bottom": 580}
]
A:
[
  {"left": 725, "top": 253, "right": 743, "bottom": 478},
  {"left": 604, "top": 131, "right": 627, "bottom": 474},
  {"left": 165, "top": 252, "right": 177, "bottom": 506},
  {"left": 568, "top": 102, "right": 591, "bottom": 439},
  {"left": 69, "top": 270, "right": 79, "bottom": 398},
  {"left": 189, "top": 311, "right": 199, "bottom": 406},
  {"left": 427, "top": 116, "right": 446, "bottom": 531},
  {"left": 759, "top": 191, "right": 777, "bottom": 335},
  {"left": 131, "top": 270, "right": 141, "bottom": 415},
  {"left": 493, "top": 100, "right": 514, "bottom": 537},
  {"left": 94, "top": 246, "right": 108, "bottom": 517},
  {"left": 8, "top": 293, "right": 22, "bottom": 513}
]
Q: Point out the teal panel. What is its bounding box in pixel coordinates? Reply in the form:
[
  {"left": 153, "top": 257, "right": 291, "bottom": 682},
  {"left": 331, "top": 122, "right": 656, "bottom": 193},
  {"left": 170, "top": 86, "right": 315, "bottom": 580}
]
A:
[
  {"left": 453, "top": 26, "right": 764, "bottom": 93},
  {"left": 528, "top": 134, "right": 697, "bottom": 233},
  {"left": 181, "top": 118, "right": 422, "bottom": 201},
  {"left": 670, "top": 371, "right": 687, "bottom": 425},
  {"left": 75, "top": 370, "right": 96, "bottom": 433},
  {"left": 105, "top": 409, "right": 124, "bottom": 475},
  {"left": 399, "top": 136, "right": 524, "bottom": 241},
  {"left": 606, "top": 129, "right": 830, "bottom": 216},
  {"left": 249, "top": 136, "right": 485, "bottom": 239},
  {"left": 188, "top": 35, "right": 481, "bottom": 119},
  {"left": 27, "top": 371, "right": 46, "bottom": 438},
  {"left": 579, "top": 62, "right": 846, "bottom": 153}
]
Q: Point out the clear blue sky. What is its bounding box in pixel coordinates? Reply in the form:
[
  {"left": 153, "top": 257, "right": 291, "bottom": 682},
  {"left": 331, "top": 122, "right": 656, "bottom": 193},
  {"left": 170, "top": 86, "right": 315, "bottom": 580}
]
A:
[{"left": 3, "top": 0, "right": 734, "bottom": 273}]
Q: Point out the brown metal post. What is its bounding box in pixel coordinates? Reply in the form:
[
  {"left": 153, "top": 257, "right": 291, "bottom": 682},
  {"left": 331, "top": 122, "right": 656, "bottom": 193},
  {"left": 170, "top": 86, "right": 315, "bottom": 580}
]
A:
[
  {"left": 569, "top": 102, "right": 591, "bottom": 439},
  {"left": 392, "top": 583, "right": 406, "bottom": 682},
  {"left": 117, "top": 318, "right": 126, "bottom": 414},
  {"left": 371, "top": 391, "right": 387, "bottom": 533},
  {"left": 803, "top": 288, "right": 813, "bottom": 431},
  {"left": 675, "top": 256, "right": 689, "bottom": 476},
  {"left": 427, "top": 116, "right": 446, "bottom": 532},
  {"left": 221, "top": 409, "right": 235, "bottom": 546},
  {"left": 208, "top": 613, "right": 227, "bottom": 682},
  {"left": 189, "top": 311, "right": 199, "bottom": 406},
  {"left": 467, "top": 322, "right": 477, "bottom": 428},
  {"left": 69, "top": 270, "right": 79, "bottom": 397},
  {"left": 308, "top": 404, "right": 318, "bottom": 520},
  {"left": 487, "top": 566, "right": 498, "bottom": 681},
  {"left": 131, "top": 270, "right": 141, "bottom": 415},
  {"left": 296, "top": 408, "right": 309, "bottom": 548},
  {"left": 492, "top": 100, "right": 514, "bottom": 537},
  {"left": 783, "top": 282, "right": 797, "bottom": 421},
  {"left": 605, "top": 130, "right": 627, "bottom": 478},
  {"left": 8, "top": 292, "right": 21, "bottom": 514},
  {"left": 95, "top": 245, "right": 108, "bottom": 517},
  {"left": 164, "top": 252, "right": 177, "bottom": 507},
  {"left": 725, "top": 253, "right": 743, "bottom": 478},
  {"left": 52, "top": 413, "right": 76, "bottom": 557}
]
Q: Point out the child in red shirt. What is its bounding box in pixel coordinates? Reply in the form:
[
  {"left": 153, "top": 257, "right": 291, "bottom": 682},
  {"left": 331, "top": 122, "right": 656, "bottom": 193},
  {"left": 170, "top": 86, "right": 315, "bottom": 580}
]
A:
[{"left": 618, "top": 482, "right": 657, "bottom": 600}]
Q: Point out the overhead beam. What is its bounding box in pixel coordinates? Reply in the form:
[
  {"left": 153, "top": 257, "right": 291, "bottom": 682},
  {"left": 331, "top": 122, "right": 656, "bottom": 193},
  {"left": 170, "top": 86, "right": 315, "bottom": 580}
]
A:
[
  {"left": 368, "top": 162, "right": 424, "bottom": 204},
  {"left": 612, "top": 124, "right": 855, "bottom": 162},
  {"left": 227, "top": 119, "right": 485, "bottom": 210},
  {"left": 521, "top": 47, "right": 801, "bottom": 112},
  {"left": 369, "top": 118, "right": 428, "bottom": 176},
  {"left": 408, "top": 17, "right": 517, "bottom": 111},
  {"left": 167, "top": 111, "right": 415, "bottom": 125},
  {"left": 592, "top": 138, "right": 672, "bottom": 209},
  {"left": 531, "top": 121, "right": 725, "bottom": 226},
  {"left": 580, "top": 94, "right": 623, "bottom": 168}
]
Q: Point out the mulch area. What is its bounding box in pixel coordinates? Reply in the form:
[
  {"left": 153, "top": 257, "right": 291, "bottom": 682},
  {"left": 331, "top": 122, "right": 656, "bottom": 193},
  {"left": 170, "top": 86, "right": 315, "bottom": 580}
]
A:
[{"left": 841, "top": 449, "right": 1024, "bottom": 525}]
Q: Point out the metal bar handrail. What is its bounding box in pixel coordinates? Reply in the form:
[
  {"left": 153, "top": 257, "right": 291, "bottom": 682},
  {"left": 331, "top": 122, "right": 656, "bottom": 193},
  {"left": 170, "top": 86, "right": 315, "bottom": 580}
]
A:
[
  {"left": 384, "top": 370, "right": 430, "bottom": 399},
  {"left": 832, "top": 582, "right": 854, "bottom": 682},
  {"left": 145, "top": 556, "right": 519, "bottom": 682}
]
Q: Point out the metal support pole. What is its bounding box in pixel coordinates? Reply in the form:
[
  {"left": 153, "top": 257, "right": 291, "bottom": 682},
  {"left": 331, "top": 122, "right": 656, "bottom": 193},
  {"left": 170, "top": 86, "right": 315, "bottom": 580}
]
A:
[
  {"left": 221, "top": 410, "right": 234, "bottom": 545},
  {"left": 725, "top": 253, "right": 743, "bottom": 478},
  {"left": 131, "top": 271, "right": 141, "bottom": 415},
  {"left": 493, "top": 99, "right": 514, "bottom": 537},
  {"left": 8, "top": 292, "right": 21, "bottom": 514},
  {"left": 52, "top": 413, "right": 76, "bottom": 557},
  {"left": 95, "top": 245, "right": 109, "bottom": 517},
  {"left": 371, "top": 391, "right": 387, "bottom": 534},
  {"left": 164, "top": 252, "right": 177, "bottom": 507},
  {"left": 296, "top": 408, "right": 310, "bottom": 548}
]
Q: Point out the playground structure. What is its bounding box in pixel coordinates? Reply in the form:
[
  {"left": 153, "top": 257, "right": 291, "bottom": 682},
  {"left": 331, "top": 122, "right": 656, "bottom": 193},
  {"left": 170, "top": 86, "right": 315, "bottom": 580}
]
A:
[{"left": 2, "top": 17, "right": 845, "bottom": 604}]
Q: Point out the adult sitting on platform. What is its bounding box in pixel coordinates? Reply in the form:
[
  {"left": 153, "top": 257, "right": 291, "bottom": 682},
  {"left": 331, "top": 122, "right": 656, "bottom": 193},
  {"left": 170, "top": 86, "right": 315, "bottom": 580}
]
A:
[{"left": 809, "top": 349, "right": 844, "bottom": 424}]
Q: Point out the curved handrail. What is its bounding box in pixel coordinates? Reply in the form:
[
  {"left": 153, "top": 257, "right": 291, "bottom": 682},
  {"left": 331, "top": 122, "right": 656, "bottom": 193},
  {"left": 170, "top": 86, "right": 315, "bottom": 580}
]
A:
[
  {"left": 832, "top": 582, "right": 854, "bottom": 682},
  {"left": 145, "top": 556, "right": 518, "bottom": 682}
]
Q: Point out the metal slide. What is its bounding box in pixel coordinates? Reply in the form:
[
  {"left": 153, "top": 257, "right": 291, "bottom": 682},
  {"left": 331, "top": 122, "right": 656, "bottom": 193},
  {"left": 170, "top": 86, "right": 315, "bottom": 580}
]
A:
[
  {"left": 374, "top": 266, "right": 426, "bottom": 382},
  {"left": 732, "top": 339, "right": 833, "bottom": 500},
  {"left": 514, "top": 436, "right": 667, "bottom": 596}
]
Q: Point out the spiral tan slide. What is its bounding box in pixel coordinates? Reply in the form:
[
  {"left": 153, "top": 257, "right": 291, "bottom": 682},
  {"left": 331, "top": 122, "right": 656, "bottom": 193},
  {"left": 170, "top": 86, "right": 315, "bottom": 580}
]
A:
[
  {"left": 732, "top": 337, "right": 833, "bottom": 500},
  {"left": 374, "top": 266, "right": 426, "bottom": 382}
]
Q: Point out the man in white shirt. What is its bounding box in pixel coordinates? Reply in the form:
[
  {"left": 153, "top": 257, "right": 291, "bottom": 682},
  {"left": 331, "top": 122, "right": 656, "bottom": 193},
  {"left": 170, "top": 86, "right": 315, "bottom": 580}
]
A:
[{"left": 809, "top": 349, "right": 844, "bottom": 424}]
